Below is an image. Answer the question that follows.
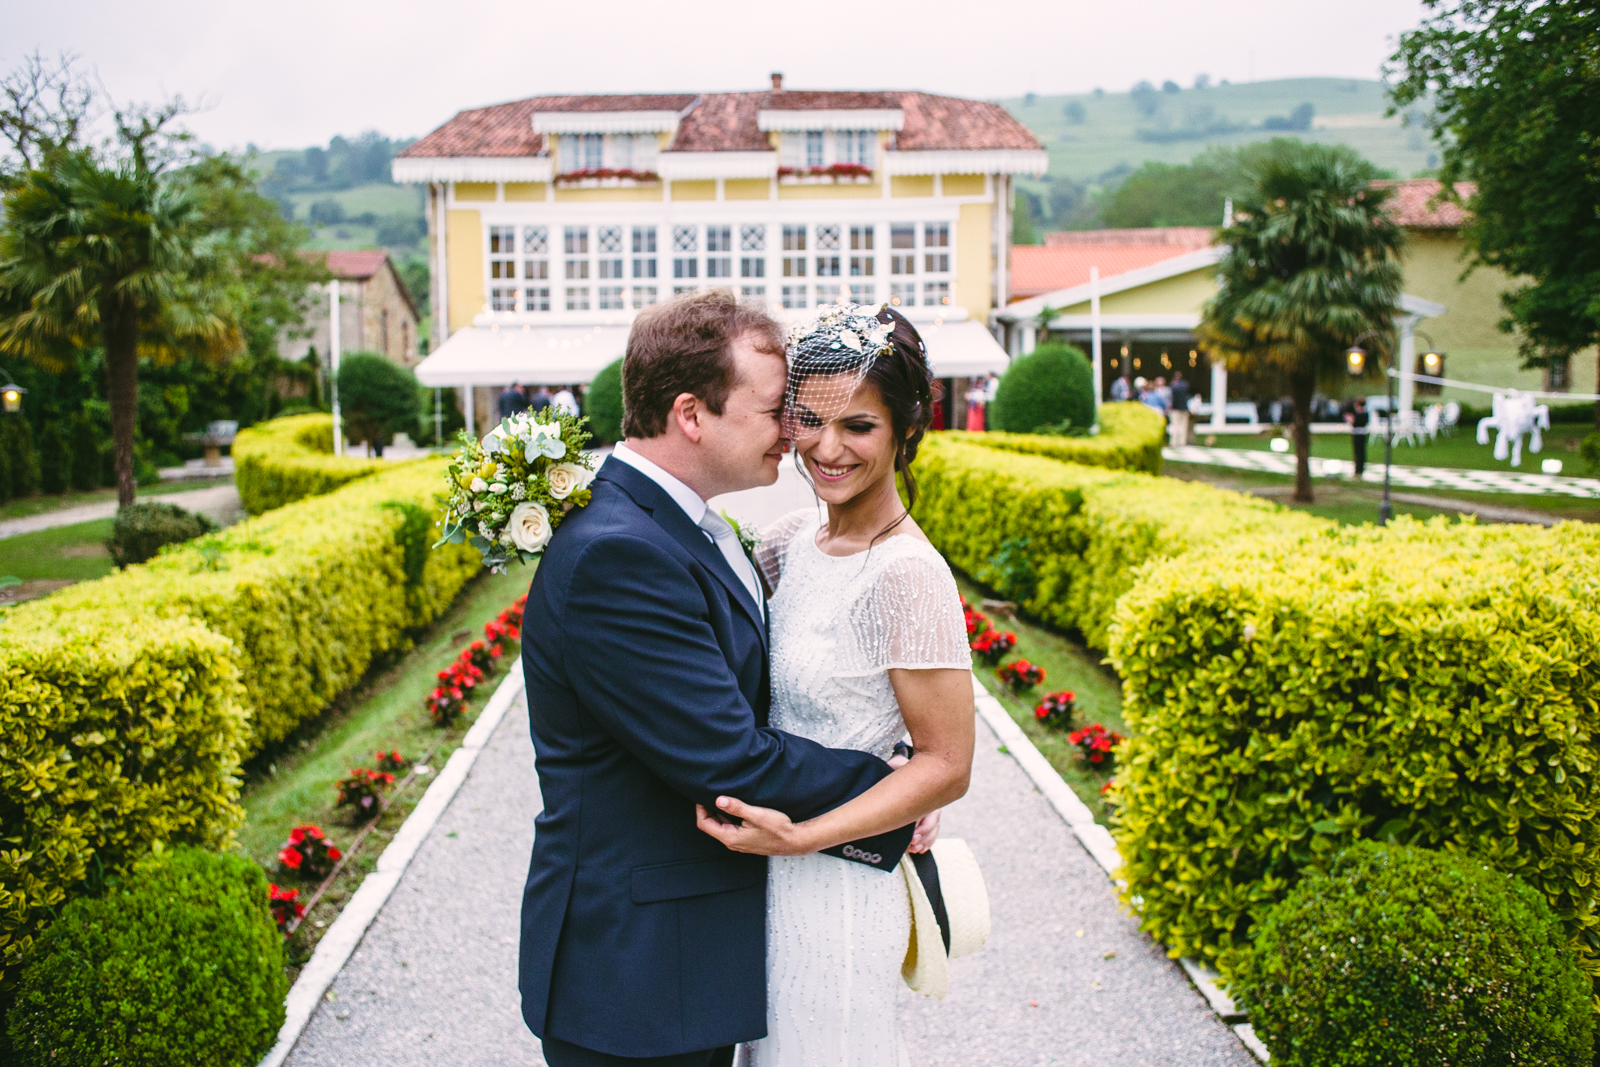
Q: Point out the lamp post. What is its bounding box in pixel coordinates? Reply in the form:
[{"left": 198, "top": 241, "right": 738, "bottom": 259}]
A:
[
  {"left": 1346, "top": 330, "right": 1439, "bottom": 526},
  {"left": 0, "top": 367, "right": 26, "bottom": 415}
]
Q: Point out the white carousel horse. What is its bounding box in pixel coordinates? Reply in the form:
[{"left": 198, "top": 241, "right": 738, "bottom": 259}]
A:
[{"left": 1476, "top": 391, "right": 1550, "bottom": 466}]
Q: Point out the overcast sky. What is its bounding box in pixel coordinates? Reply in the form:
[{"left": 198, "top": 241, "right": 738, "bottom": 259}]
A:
[{"left": 5, "top": 0, "right": 1430, "bottom": 151}]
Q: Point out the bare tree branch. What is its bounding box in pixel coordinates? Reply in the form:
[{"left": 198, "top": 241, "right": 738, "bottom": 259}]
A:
[{"left": 0, "top": 50, "right": 97, "bottom": 175}]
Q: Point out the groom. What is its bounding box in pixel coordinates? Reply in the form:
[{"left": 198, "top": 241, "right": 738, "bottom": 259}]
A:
[{"left": 519, "top": 290, "right": 915, "bottom": 1067}]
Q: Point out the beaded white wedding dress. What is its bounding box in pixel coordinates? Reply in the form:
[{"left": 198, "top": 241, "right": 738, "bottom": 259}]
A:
[{"left": 742, "top": 507, "right": 971, "bottom": 1067}]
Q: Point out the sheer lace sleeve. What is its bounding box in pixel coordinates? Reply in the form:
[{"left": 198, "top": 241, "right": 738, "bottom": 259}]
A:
[
  {"left": 754, "top": 508, "right": 816, "bottom": 593},
  {"left": 843, "top": 542, "right": 972, "bottom": 674}
]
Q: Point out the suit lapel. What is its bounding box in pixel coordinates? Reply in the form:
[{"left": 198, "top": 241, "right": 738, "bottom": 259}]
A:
[{"left": 597, "top": 459, "right": 768, "bottom": 650}]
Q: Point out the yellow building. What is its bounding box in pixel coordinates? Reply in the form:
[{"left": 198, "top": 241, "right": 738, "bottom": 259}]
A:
[{"left": 394, "top": 76, "right": 1046, "bottom": 432}]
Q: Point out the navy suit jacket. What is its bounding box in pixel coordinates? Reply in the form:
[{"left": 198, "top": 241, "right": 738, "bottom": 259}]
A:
[{"left": 519, "top": 458, "right": 914, "bottom": 1058}]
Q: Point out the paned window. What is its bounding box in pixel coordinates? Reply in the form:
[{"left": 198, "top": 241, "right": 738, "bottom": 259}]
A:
[
  {"left": 525, "top": 286, "right": 551, "bottom": 312},
  {"left": 741, "top": 285, "right": 766, "bottom": 300},
  {"left": 564, "top": 227, "right": 589, "bottom": 255},
  {"left": 566, "top": 287, "right": 590, "bottom": 311},
  {"left": 815, "top": 255, "right": 841, "bottom": 277},
  {"left": 673, "top": 258, "right": 698, "bottom": 279},
  {"left": 924, "top": 223, "right": 949, "bottom": 248},
  {"left": 523, "top": 226, "right": 549, "bottom": 253},
  {"left": 782, "top": 224, "right": 806, "bottom": 251},
  {"left": 848, "top": 283, "right": 875, "bottom": 303},
  {"left": 924, "top": 252, "right": 950, "bottom": 274},
  {"left": 491, "top": 287, "right": 517, "bottom": 311},
  {"left": 890, "top": 223, "right": 915, "bottom": 248},
  {"left": 598, "top": 226, "right": 623, "bottom": 253},
  {"left": 890, "top": 254, "right": 915, "bottom": 275},
  {"left": 706, "top": 225, "right": 732, "bottom": 252},
  {"left": 889, "top": 282, "right": 915, "bottom": 306},
  {"left": 781, "top": 285, "right": 807, "bottom": 309},
  {"left": 672, "top": 225, "right": 698, "bottom": 252},
  {"left": 598, "top": 258, "right": 625, "bottom": 279},
  {"left": 740, "top": 257, "right": 765, "bottom": 278},
  {"left": 740, "top": 224, "right": 765, "bottom": 251},
  {"left": 490, "top": 225, "right": 516, "bottom": 279},
  {"left": 922, "top": 281, "right": 950, "bottom": 306},
  {"left": 632, "top": 226, "right": 657, "bottom": 279},
  {"left": 805, "top": 130, "right": 824, "bottom": 168},
  {"left": 707, "top": 257, "right": 733, "bottom": 278},
  {"left": 816, "top": 224, "right": 841, "bottom": 251},
  {"left": 782, "top": 255, "right": 806, "bottom": 278},
  {"left": 631, "top": 286, "right": 658, "bottom": 308},
  {"left": 850, "top": 225, "right": 874, "bottom": 250},
  {"left": 566, "top": 260, "right": 590, "bottom": 280},
  {"left": 597, "top": 286, "right": 626, "bottom": 310},
  {"left": 837, "top": 130, "right": 875, "bottom": 168},
  {"left": 524, "top": 259, "right": 550, "bottom": 280},
  {"left": 673, "top": 285, "right": 697, "bottom": 296},
  {"left": 583, "top": 133, "right": 603, "bottom": 169},
  {"left": 849, "top": 256, "right": 874, "bottom": 277},
  {"left": 815, "top": 284, "right": 841, "bottom": 305},
  {"left": 633, "top": 257, "right": 657, "bottom": 279}
]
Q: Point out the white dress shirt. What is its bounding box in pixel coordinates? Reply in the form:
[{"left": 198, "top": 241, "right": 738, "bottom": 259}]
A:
[{"left": 610, "top": 443, "right": 765, "bottom": 613}]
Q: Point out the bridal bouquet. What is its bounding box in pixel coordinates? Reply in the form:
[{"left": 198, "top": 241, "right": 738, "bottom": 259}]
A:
[{"left": 435, "top": 409, "right": 596, "bottom": 572}]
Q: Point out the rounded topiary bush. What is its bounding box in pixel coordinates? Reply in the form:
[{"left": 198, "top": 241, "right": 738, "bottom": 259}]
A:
[
  {"left": 587, "top": 357, "right": 624, "bottom": 444},
  {"left": 7, "top": 846, "right": 288, "bottom": 1067},
  {"left": 1232, "top": 841, "right": 1593, "bottom": 1067},
  {"left": 989, "top": 342, "right": 1095, "bottom": 434},
  {"left": 106, "top": 500, "right": 218, "bottom": 568}
]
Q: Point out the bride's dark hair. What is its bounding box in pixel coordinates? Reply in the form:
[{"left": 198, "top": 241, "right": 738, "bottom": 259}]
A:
[{"left": 864, "top": 306, "right": 939, "bottom": 516}]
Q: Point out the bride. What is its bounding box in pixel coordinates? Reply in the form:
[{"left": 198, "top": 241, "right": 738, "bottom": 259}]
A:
[{"left": 695, "top": 304, "right": 975, "bottom": 1067}]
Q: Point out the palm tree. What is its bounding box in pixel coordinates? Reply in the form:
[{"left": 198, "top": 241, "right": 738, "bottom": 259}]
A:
[
  {"left": 1198, "top": 145, "right": 1404, "bottom": 504},
  {"left": 0, "top": 127, "right": 241, "bottom": 506}
]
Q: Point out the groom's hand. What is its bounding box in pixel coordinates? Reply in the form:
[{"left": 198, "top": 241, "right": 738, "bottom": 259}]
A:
[{"left": 695, "top": 797, "right": 817, "bottom": 857}]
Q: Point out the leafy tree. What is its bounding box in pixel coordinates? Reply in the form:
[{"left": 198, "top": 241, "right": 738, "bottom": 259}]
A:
[
  {"left": 1130, "top": 80, "right": 1160, "bottom": 117},
  {"left": 336, "top": 352, "right": 418, "bottom": 456},
  {"left": 1063, "top": 100, "right": 1086, "bottom": 124},
  {"left": 990, "top": 343, "right": 1096, "bottom": 434},
  {"left": 0, "top": 65, "right": 323, "bottom": 506},
  {"left": 1198, "top": 144, "right": 1403, "bottom": 503},
  {"left": 1161, "top": 80, "right": 1181, "bottom": 94},
  {"left": 1012, "top": 189, "right": 1042, "bottom": 245},
  {"left": 1390, "top": 0, "right": 1600, "bottom": 425},
  {"left": 1101, "top": 139, "right": 1325, "bottom": 229}
]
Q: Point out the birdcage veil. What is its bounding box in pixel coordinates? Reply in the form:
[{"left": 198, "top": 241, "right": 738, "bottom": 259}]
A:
[{"left": 782, "top": 303, "right": 897, "bottom": 441}]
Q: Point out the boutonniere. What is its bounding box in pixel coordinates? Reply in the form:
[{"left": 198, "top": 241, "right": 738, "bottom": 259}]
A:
[{"left": 720, "top": 510, "right": 762, "bottom": 560}]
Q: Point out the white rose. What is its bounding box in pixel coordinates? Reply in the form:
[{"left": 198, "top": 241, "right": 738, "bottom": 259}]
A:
[
  {"left": 470, "top": 476, "right": 487, "bottom": 493},
  {"left": 507, "top": 501, "right": 553, "bottom": 553},
  {"left": 489, "top": 483, "right": 509, "bottom": 494},
  {"left": 545, "top": 462, "right": 594, "bottom": 500}
]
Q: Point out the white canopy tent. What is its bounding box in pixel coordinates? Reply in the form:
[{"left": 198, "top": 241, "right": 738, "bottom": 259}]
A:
[{"left": 413, "top": 312, "right": 1013, "bottom": 429}]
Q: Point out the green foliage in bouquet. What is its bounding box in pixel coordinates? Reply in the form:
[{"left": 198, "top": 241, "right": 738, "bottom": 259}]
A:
[
  {"left": 7, "top": 846, "right": 287, "bottom": 1067},
  {"left": 437, "top": 409, "right": 596, "bottom": 572},
  {"left": 1233, "top": 842, "right": 1593, "bottom": 1066}
]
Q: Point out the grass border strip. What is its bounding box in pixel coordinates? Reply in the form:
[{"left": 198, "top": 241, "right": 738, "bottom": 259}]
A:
[
  {"left": 257, "top": 662, "right": 527, "bottom": 1067},
  {"left": 970, "top": 672, "right": 1270, "bottom": 1063}
]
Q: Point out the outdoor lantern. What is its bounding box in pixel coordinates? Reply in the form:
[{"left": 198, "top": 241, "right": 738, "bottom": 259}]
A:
[
  {"left": 1422, "top": 349, "right": 1444, "bottom": 377},
  {"left": 0, "top": 369, "right": 24, "bottom": 414},
  {"left": 1345, "top": 345, "right": 1367, "bottom": 377}
]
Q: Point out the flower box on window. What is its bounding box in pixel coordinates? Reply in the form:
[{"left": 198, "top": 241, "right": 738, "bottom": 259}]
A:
[
  {"left": 777, "top": 163, "right": 875, "bottom": 185},
  {"left": 553, "top": 168, "right": 661, "bottom": 188}
]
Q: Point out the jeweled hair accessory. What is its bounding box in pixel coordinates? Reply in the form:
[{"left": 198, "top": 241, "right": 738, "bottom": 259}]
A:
[{"left": 783, "top": 303, "right": 896, "bottom": 440}]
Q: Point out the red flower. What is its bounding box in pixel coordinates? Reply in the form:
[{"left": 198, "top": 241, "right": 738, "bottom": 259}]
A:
[
  {"left": 278, "top": 847, "right": 302, "bottom": 869},
  {"left": 327, "top": 847, "right": 342, "bottom": 860}
]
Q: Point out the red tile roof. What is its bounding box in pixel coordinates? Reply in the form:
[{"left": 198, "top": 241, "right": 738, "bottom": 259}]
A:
[
  {"left": 1043, "top": 227, "right": 1215, "bottom": 249},
  {"left": 322, "top": 249, "right": 392, "bottom": 280},
  {"left": 1374, "top": 178, "right": 1475, "bottom": 228},
  {"left": 399, "top": 89, "right": 1040, "bottom": 159},
  {"left": 1011, "top": 227, "right": 1216, "bottom": 301}
]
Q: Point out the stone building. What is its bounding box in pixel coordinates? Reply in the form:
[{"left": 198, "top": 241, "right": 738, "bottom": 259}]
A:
[{"left": 281, "top": 249, "right": 422, "bottom": 369}]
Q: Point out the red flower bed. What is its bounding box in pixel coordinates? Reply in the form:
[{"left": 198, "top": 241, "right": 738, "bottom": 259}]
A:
[
  {"left": 375, "top": 748, "right": 408, "bottom": 773},
  {"left": 278, "top": 824, "right": 341, "bottom": 879},
  {"left": 1033, "top": 690, "right": 1076, "bottom": 730},
  {"left": 777, "top": 163, "right": 874, "bottom": 180},
  {"left": 425, "top": 596, "right": 526, "bottom": 727},
  {"left": 962, "top": 596, "right": 990, "bottom": 637},
  {"left": 1067, "top": 722, "right": 1126, "bottom": 770},
  {"left": 995, "top": 659, "right": 1045, "bottom": 694},
  {"left": 336, "top": 767, "right": 396, "bottom": 812},
  {"left": 554, "top": 168, "right": 660, "bottom": 184},
  {"left": 970, "top": 629, "right": 1016, "bottom": 665},
  {"left": 268, "top": 884, "right": 305, "bottom": 934}
]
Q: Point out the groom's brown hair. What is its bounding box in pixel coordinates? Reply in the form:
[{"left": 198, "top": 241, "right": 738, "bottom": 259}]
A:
[{"left": 622, "top": 289, "right": 784, "bottom": 439}]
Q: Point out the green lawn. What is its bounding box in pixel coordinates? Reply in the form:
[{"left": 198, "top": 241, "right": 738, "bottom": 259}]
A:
[
  {"left": 1198, "top": 424, "right": 1596, "bottom": 474},
  {"left": 238, "top": 565, "right": 530, "bottom": 974},
  {"left": 955, "top": 573, "right": 1125, "bottom": 826},
  {"left": 0, "top": 519, "right": 114, "bottom": 582}
]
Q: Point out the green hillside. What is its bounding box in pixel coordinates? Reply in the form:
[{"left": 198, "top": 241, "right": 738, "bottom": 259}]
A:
[{"left": 1003, "top": 77, "right": 1435, "bottom": 207}]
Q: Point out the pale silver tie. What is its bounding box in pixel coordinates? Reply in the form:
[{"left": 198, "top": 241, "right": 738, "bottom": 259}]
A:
[{"left": 697, "top": 510, "right": 763, "bottom": 611}]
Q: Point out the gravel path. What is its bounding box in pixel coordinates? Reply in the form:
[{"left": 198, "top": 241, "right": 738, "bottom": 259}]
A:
[
  {"left": 0, "top": 483, "right": 244, "bottom": 539},
  {"left": 281, "top": 683, "right": 1252, "bottom": 1067}
]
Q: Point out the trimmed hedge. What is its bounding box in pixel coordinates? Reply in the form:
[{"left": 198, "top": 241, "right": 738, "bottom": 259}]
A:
[
  {"left": 8, "top": 846, "right": 287, "bottom": 1067},
  {"left": 954, "top": 400, "right": 1167, "bottom": 474},
  {"left": 0, "top": 618, "right": 247, "bottom": 993},
  {"left": 1233, "top": 842, "right": 1593, "bottom": 1066},
  {"left": 1107, "top": 518, "right": 1600, "bottom": 980},
  {"left": 989, "top": 342, "right": 1096, "bottom": 435},
  {"left": 233, "top": 413, "right": 388, "bottom": 515},
  {"left": 0, "top": 460, "right": 479, "bottom": 992},
  {"left": 914, "top": 434, "right": 1328, "bottom": 648}
]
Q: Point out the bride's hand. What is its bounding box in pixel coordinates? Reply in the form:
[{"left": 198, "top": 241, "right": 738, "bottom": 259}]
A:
[
  {"left": 909, "top": 809, "right": 941, "bottom": 854},
  {"left": 695, "top": 797, "right": 817, "bottom": 856}
]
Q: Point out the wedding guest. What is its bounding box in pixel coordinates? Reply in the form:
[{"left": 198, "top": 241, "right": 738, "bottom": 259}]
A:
[
  {"left": 1345, "top": 397, "right": 1370, "bottom": 478},
  {"left": 1168, "top": 372, "right": 1191, "bottom": 446},
  {"left": 498, "top": 382, "right": 530, "bottom": 419},
  {"left": 1110, "top": 374, "right": 1132, "bottom": 402}
]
